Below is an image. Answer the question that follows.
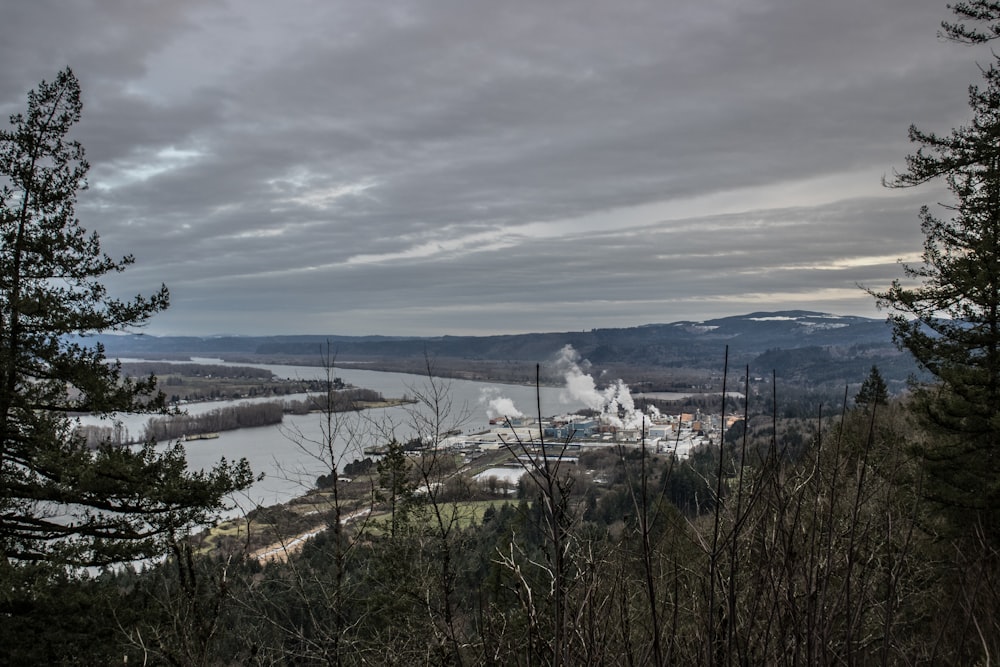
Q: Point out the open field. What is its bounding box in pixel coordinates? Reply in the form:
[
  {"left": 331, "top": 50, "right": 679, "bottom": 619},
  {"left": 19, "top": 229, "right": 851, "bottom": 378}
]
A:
[{"left": 194, "top": 446, "right": 525, "bottom": 559}]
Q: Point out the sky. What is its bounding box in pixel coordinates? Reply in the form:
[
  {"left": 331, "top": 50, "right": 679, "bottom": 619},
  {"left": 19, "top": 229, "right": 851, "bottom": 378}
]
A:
[{"left": 0, "top": 0, "right": 988, "bottom": 336}]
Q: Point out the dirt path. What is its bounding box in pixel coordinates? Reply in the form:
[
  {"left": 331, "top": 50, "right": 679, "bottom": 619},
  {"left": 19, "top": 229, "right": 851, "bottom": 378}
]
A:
[{"left": 251, "top": 507, "right": 373, "bottom": 563}]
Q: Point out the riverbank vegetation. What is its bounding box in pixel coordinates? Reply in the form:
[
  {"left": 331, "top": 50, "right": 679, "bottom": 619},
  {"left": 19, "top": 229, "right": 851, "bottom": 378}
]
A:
[
  {"left": 120, "top": 361, "right": 342, "bottom": 404},
  {"left": 75, "top": 386, "right": 408, "bottom": 447}
]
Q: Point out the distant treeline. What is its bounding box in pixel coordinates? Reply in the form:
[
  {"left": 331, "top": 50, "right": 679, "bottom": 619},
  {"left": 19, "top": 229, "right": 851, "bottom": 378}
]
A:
[
  {"left": 120, "top": 362, "right": 275, "bottom": 380},
  {"left": 119, "top": 361, "right": 347, "bottom": 404},
  {"left": 75, "top": 423, "right": 136, "bottom": 448},
  {"left": 76, "top": 387, "right": 389, "bottom": 446},
  {"left": 143, "top": 402, "right": 285, "bottom": 441},
  {"left": 283, "top": 388, "right": 385, "bottom": 414},
  {"left": 143, "top": 388, "right": 387, "bottom": 442}
]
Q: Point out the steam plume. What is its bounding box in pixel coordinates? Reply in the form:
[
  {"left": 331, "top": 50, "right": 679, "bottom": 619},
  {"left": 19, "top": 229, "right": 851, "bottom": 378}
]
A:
[
  {"left": 554, "top": 344, "right": 652, "bottom": 430},
  {"left": 480, "top": 387, "right": 525, "bottom": 420}
]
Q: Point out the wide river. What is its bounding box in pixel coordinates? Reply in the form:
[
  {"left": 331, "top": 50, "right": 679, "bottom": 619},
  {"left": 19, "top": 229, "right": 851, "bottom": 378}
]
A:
[{"left": 84, "top": 359, "right": 626, "bottom": 512}]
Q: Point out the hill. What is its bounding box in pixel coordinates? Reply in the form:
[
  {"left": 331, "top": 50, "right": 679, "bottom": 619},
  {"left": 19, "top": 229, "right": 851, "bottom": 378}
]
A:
[{"left": 92, "top": 311, "right": 917, "bottom": 393}]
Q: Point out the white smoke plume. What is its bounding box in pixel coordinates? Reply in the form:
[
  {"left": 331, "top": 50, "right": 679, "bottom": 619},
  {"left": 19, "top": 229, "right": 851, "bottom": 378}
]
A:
[
  {"left": 480, "top": 387, "right": 525, "bottom": 420},
  {"left": 554, "top": 344, "right": 653, "bottom": 430}
]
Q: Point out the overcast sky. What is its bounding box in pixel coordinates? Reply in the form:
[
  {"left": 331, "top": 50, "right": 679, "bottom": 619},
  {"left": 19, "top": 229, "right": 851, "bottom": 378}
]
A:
[{"left": 0, "top": 0, "right": 987, "bottom": 336}]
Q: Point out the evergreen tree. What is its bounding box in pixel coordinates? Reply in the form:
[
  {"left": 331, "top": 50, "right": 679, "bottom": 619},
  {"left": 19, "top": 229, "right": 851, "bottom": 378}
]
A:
[
  {"left": 870, "top": 56, "right": 1000, "bottom": 529},
  {"left": 941, "top": 1, "right": 1000, "bottom": 44},
  {"left": 854, "top": 365, "right": 888, "bottom": 407},
  {"left": 377, "top": 440, "right": 414, "bottom": 537},
  {"left": 0, "top": 69, "right": 253, "bottom": 567}
]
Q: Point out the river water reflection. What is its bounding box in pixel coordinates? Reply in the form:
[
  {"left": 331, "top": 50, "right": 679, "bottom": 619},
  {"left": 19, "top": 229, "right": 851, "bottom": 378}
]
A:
[{"left": 90, "top": 360, "right": 605, "bottom": 511}]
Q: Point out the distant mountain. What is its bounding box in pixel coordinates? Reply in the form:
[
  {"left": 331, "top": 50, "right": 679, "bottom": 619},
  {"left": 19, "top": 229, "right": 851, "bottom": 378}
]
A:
[{"left": 91, "top": 310, "right": 918, "bottom": 390}]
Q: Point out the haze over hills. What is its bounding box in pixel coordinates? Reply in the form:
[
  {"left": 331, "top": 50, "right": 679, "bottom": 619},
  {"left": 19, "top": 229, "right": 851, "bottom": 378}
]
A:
[{"left": 94, "top": 311, "right": 919, "bottom": 392}]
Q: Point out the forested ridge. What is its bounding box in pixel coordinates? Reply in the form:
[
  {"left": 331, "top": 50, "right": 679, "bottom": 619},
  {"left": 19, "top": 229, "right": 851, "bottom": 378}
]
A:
[{"left": 94, "top": 312, "right": 915, "bottom": 394}]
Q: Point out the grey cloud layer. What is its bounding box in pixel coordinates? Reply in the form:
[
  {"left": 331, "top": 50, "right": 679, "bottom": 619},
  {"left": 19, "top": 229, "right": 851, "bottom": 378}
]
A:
[{"left": 0, "top": 0, "right": 978, "bottom": 335}]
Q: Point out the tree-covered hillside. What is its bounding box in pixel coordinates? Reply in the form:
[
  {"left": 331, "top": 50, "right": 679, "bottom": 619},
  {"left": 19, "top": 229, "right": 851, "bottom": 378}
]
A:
[{"left": 95, "top": 310, "right": 918, "bottom": 392}]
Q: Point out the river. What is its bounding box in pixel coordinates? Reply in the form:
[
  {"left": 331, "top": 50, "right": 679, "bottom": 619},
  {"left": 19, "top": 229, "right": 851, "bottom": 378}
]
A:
[{"left": 82, "top": 359, "right": 636, "bottom": 511}]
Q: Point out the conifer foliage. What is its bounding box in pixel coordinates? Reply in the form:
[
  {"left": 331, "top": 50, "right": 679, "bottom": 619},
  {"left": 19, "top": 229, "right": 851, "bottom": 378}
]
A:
[
  {"left": 871, "top": 41, "right": 1000, "bottom": 525},
  {"left": 854, "top": 365, "right": 888, "bottom": 407},
  {"left": 0, "top": 69, "right": 252, "bottom": 566}
]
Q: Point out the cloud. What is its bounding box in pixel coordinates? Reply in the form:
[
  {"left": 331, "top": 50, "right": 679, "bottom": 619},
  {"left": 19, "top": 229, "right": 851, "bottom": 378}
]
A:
[{"left": 0, "top": 0, "right": 977, "bottom": 335}]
